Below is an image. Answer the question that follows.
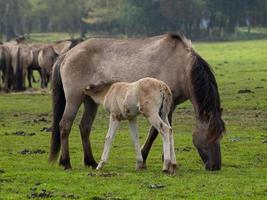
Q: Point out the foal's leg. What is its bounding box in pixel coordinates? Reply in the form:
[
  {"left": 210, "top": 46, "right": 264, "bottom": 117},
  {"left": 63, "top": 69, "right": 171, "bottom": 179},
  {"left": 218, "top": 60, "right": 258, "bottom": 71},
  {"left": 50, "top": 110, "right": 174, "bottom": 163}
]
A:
[
  {"left": 79, "top": 96, "right": 98, "bottom": 168},
  {"left": 141, "top": 111, "right": 173, "bottom": 162},
  {"left": 97, "top": 115, "right": 120, "bottom": 170},
  {"left": 147, "top": 114, "right": 171, "bottom": 173},
  {"left": 164, "top": 117, "right": 177, "bottom": 174},
  {"left": 59, "top": 98, "right": 82, "bottom": 169},
  {"left": 128, "top": 118, "right": 146, "bottom": 170}
]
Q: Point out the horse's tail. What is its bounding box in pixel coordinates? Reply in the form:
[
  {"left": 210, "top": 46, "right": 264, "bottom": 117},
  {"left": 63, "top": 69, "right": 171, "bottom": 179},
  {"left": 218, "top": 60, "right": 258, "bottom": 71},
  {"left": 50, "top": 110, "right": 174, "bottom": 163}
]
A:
[
  {"left": 191, "top": 52, "right": 225, "bottom": 143},
  {"left": 159, "top": 83, "right": 173, "bottom": 120},
  {"left": 15, "top": 46, "right": 24, "bottom": 90},
  {"left": 49, "top": 54, "right": 66, "bottom": 162}
]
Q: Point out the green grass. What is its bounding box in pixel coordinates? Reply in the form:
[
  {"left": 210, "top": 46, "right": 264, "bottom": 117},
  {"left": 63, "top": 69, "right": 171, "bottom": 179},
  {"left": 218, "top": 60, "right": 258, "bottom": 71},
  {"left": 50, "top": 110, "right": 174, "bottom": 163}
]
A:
[{"left": 0, "top": 39, "right": 267, "bottom": 199}]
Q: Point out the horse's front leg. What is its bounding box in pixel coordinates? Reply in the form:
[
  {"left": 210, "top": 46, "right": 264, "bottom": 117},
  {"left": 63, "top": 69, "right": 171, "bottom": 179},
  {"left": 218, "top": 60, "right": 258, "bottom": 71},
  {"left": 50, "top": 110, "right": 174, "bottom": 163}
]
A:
[
  {"left": 128, "top": 118, "right": 146, "bottom": 170},
  {"left": 97, "top": 115, "right": 119, "bottom": 170},
  {"left": 79, "top": 96, "right": 98, "bottom": 168}
]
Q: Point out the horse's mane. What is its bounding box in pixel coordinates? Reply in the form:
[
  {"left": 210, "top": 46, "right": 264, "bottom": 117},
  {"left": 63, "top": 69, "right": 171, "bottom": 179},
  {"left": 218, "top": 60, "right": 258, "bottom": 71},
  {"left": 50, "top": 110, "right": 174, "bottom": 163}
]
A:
[{"left": 191, "top": 52, "right": 225, "bottom": 142}]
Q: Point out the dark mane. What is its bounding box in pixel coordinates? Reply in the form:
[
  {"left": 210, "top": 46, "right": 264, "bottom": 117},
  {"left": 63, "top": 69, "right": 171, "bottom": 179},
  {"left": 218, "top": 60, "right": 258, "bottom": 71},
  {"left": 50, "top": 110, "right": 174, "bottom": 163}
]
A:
[
  {"left": 167, "top": 32, "right": 184, "bottom": 42},
  {"left": 191, "top": 52, "right": 225, "bottom": 142}
]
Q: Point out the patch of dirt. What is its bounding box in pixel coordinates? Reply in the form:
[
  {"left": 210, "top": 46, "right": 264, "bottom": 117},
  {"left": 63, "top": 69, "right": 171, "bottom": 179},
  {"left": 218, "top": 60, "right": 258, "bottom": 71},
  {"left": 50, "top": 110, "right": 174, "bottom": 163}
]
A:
[
  {"left": 92, "top": 193, "right": 125, "bottom": 200},
  {"left": 175, "top": 146, "right": 193, "bottom": 152},
  {"left": 62, "top": 194, "right": 80, "bottom": 199},
  {"left": 88, "top": 172, "right": 119, "bottom": 177},
  {"left": 29, "top": 189, "right": 54, "bottom": 199},
  {"left": 148, "top": 184, "right": 165, "bottom": 189},
  {"left": 229, "top": 137, "right": 241, "bottom": 142},
  {"left": 32, "top": 117, "right": 48, "bottom": 123},
  {"left": 255, "top": 86, "right": 264, "bottom": 89},
  {"left": 19, "top": 149, "right": 46, "bottom": 155},
  {"left": 238, "top": 89, "right": 254, "bottom": 94},
  {"left": 40, "top": 127, "right": 52, "bottom": 132},
  {"left": 12, "top": 131, "right": 36, "bottom": 136}
]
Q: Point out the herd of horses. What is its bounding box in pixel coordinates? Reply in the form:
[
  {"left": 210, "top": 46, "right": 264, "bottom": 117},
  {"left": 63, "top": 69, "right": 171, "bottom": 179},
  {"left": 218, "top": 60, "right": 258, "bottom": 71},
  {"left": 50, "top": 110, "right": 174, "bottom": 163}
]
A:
[
  {"left": 0, "top": 37, "right": 82, "bottom": 91},
  {"left": 1, "top": 33, "right": 225, "bottom": 174}
]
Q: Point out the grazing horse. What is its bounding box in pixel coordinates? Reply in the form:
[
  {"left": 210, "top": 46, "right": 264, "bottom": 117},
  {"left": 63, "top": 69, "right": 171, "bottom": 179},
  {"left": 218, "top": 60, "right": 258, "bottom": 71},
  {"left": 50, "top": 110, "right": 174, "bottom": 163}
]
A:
[
  {"left": 83, "top": 77, "right": 176, "bottom": 173},
  {"left": 28, "top": 43, "right": 47, "bottom": 88},
  {"left": 49, "top": 33, "right": 225, "bottom": 171},
  {"left": 38, "top": 45, "right": 59, "bottom": 88},
  {"left": 0, "top": 45, "right": 12, "bottom": 91},
  {"left": 5, "top": 41, "right": 33, "bottom": 91}
]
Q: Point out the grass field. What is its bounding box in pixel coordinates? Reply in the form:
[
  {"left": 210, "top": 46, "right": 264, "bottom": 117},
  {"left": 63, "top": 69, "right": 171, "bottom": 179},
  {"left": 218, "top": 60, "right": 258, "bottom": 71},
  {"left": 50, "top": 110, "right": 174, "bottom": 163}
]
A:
[{"left": 0, "top": 39, "right": 267, "bottom": 199}]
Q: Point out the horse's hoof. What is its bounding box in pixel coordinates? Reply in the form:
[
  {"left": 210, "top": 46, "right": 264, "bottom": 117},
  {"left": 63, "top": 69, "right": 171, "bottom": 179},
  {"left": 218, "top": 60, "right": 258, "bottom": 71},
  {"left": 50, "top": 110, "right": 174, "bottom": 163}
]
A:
[
  {"left": 136, "top": 160, "right": 147, "bottom": 170},
  {"left": 96, "top": 161, "right": 104, "bottom": 170},
  {"left": 169, "top": 164, "right": 177, "bottom": 174},
  {"left": 84, "top": 159, "right": 98, "bottom": 169}
]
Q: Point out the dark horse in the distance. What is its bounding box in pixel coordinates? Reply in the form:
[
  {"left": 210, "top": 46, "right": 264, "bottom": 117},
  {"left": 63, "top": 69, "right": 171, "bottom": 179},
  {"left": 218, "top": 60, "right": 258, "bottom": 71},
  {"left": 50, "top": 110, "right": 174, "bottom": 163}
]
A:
[{"left": 49, "top": 33, "right": 225, "bottom": 171}]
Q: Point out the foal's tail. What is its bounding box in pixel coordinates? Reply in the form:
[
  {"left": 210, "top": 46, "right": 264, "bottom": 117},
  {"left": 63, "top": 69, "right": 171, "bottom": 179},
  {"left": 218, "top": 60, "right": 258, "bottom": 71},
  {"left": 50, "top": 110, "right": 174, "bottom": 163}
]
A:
[
  {"left": 159, "top": 83, "right": 173, "bottom": 120},
  {"left": 49, "top": 54, "right": 66, "bottom": 162}
]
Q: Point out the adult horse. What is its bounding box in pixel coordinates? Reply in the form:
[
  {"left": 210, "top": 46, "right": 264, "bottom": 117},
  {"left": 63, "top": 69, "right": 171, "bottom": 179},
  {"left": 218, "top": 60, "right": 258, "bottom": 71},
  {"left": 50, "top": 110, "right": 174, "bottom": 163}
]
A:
[
  {"left": 5, "top": 41, "right": 33, "bottom": 91},
  {"left": 0, "top": 45, "right": 12, "bottom": 91},
  {"left": 38, "top": 45, "right": 58, "bottom": 88},
  {"left": 28, "top": 43, "right": 47, "bottom": 88},
  {"left": 49, "top": 33, "right": 225, "bottom": 171}
]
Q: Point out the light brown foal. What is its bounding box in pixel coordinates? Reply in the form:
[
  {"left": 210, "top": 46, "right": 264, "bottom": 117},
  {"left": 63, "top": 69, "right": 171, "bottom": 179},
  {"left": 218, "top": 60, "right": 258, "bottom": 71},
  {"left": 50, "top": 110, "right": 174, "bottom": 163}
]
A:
[{"left": 84, "top": 77, "right": 177, "bottom": 174}]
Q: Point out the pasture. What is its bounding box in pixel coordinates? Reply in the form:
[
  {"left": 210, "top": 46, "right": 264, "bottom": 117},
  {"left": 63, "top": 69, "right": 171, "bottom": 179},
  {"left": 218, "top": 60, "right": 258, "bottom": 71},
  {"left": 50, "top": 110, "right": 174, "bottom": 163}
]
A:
[{"left": 0, "top": 39, "right": 267, "bottom": 199}]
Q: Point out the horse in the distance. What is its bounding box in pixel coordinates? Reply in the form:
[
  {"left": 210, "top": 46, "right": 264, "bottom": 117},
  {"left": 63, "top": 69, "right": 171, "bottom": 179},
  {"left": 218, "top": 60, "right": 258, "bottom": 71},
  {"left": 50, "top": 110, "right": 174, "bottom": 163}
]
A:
[
  {"left": 38, "top": 45, "right": 59, "bottom": 88},
  {"left": 0, "top": 45, "right": 12, "bottom": 91},
  {"left": 49, "top": 33, "right": 225, "bottom": 171}
]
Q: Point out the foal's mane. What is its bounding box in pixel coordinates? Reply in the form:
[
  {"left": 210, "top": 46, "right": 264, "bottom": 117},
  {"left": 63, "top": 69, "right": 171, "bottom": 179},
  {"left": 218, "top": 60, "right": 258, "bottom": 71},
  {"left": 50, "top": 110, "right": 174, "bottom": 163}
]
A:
[{"left": 191, "top": 51, "right": 225, "bottom": 142}]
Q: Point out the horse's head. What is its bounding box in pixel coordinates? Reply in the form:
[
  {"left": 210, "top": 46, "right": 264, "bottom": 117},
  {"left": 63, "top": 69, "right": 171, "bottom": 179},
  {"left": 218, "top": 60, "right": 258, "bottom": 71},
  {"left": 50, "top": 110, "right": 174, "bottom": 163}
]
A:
[{"left": 193, "top": 107, "right": 225, "bottom": 171}]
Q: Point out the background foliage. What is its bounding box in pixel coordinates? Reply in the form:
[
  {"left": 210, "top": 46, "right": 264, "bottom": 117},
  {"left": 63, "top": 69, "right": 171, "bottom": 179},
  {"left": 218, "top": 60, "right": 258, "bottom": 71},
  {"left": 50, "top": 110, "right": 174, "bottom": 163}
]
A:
[{"left": 1, "top": 0, "right": 267, "bottom": 40}]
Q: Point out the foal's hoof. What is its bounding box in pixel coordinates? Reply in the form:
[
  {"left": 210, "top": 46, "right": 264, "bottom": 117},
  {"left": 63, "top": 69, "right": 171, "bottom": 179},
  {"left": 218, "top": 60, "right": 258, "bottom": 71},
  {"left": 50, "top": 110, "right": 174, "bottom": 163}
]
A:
[
  {"left": 96, "top": 161, "right": 105, "bottom": 170},
  {"left": 136, "top": 161, "right": 147, "bottom": 170}
]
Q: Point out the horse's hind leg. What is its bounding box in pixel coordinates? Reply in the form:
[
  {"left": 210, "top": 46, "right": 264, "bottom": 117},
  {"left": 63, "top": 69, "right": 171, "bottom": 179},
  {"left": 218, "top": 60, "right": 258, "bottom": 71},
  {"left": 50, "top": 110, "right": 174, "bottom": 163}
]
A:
[
  {"left": 141, "top": 111, "right": 173, "bottom": 163},
  {"left": 128, "top": 118, "right": 146, "bottom": 170},
  {"left": 79, "top": 96, "right": 98, "bottom": 168},
  {"left": 163, "top": 116, "right": 177, "bottom": 174},
  {"left": 97, "top": 115, "right": 120, "bottom": 170},
  {"left": 27, "top": 68, "right": 32, "bottom": 88},
  {"left": 59, "top": 98, "right": 82, "bottom": 169},
  {"left": 147, "top": 113, "right": 171, "bottom": 173}
]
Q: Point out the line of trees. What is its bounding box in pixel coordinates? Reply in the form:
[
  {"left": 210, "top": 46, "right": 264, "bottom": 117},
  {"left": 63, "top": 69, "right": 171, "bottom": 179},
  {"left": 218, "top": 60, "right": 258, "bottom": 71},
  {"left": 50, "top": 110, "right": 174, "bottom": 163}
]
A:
[{"left": 1, "top": 0, "right": 267, "bottom": 40}]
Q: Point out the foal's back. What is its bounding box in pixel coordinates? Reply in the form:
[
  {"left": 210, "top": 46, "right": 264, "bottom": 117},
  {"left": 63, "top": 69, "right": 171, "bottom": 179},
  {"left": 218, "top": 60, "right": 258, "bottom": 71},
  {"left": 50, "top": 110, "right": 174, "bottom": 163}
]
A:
[{"left": 103, "top": 77, "right": 172, "bottom": 120}]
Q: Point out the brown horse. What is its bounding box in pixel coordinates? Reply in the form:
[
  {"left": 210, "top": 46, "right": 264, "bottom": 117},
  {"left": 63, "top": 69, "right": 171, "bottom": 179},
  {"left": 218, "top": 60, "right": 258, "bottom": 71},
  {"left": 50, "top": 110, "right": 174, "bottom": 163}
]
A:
[
  {"left": 0, "top": 45, "right": 12, "bottom": 91},
  {"left": 5, "top": 41, "right": 33, "bottom": 91},
  {"left": 28, "top": 43, "right": 47, "bottom": 88},
  {"left": 49, "top": 33, "right": 225, "bottom": 171},
  {"left": 38, "top": 45, "right": 58, "bottom": 88}
]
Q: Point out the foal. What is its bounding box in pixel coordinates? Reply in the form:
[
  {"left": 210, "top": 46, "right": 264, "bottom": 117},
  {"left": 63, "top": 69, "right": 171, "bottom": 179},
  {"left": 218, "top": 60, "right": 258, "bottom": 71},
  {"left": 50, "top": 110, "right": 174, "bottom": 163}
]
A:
[{"left": 84, "top": 77, "right": 177, "bottom": 173}]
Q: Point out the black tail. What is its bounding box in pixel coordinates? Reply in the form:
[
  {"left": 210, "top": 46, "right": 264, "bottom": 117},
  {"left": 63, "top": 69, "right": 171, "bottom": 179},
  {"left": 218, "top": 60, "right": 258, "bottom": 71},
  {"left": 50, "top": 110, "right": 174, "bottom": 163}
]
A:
[
  {"left": 49, "top": 54, "right": 66, "bottom": 162},
  {"left": 191, "top": 52, "right": 225, "bottom": 142}
]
